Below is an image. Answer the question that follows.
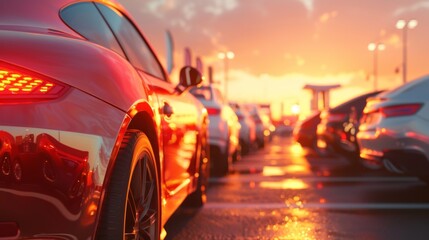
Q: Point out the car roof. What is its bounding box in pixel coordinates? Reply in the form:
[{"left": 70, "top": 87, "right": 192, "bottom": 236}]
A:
[
  {"left": 329, "top": 90, "right": 384, "bottom": 113},
  {"left": 378, "top": 75, "right": 429, "bottom": 101},
  {"left": 0, "top": 0, "right": 129, "bottom": 38}
]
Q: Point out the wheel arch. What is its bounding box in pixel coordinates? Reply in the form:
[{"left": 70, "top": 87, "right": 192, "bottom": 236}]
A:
[
  {"left": 124, "top": 101, "right": 161, "bottom": 188},
  {"left": 193, "top": 113, "right": 209, "bottom": 181},
  {"left": 127, "top": 111, "right": 161, "bottom": 178},
  {"left": 95, "top": 101, "right": 163, "bottom": 239}
]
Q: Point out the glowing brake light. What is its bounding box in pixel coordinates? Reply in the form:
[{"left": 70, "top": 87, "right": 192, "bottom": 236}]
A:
[
  {"left": 380, "top": 103, "right": 422, "bottom": 117},
  {"left": 0, "top": 62, "right": 68, "bottom": 102},
  {"left": 206, "top": 107, "right": 221, "bottom": 115}
]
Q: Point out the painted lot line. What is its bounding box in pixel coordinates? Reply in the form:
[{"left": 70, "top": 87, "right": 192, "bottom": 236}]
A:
[
  {"left": 209, "top": 176, "right": 420, "bottom": 184},
  {"left": 204, "top": 202, "right": 429, "bottom": 210},
  {"left": 206, "top": 176, "right": 427, "bottom": 210}
]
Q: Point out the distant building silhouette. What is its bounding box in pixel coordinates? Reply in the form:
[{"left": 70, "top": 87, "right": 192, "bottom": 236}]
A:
[{"left": 303, "top": 84, "right": 341, "bottom": 112}]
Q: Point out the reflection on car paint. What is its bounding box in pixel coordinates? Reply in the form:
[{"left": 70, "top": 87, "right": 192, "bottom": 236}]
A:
[{"left": 0, "top": 126, "right": 113, "bottom": 238}]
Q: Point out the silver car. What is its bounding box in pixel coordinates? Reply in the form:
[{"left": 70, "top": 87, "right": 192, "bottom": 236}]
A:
[
  {"left": 190, "top": 85, "right": 241, "bottom": 176},
  {"left": 357, "top": 75, "right": 429, "bottom": 181},
  {"left": 230, "top": 102, "right": 256, "bottom": 155},
  {"left": 244, "top": 104, "right": 271, "bottom": 149}
]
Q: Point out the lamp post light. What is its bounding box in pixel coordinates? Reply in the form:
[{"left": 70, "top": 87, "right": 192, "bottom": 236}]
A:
[
  {"left": 368, "top": 42, "right": 385, "bottom": 91},
  {"left": 218, "top": 51, "right": 235, "bottom": 101},
  {"left": 396, "top": 19, "right": 418, "bottom": 84},
  {"left": 291, "top": 103, "right": 300, "bottom": 116}
]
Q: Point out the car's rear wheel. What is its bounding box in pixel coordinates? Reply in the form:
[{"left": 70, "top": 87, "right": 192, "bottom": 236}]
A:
[
  {"left": 240, "top": 139, "right": 250, "bottom": 155},
  {"left": 96, "top": 130, "right": 160, "bottom": 240},
  {"left": 210, "top": 145, "right": 229, "bottom": 177},
  {"left": 232, "top": 143, "right": 242, "bottom": 162},
  {"left": 257, "top": 138, "right": 265, "bottom": 149},
  {"left": 418, "top": 175, "right": 429, "bottom": 184}
]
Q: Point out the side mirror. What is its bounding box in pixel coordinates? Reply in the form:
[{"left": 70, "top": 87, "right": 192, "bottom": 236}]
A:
[{"left": 178, "top": 66, "right": 202, "bottom": 90}]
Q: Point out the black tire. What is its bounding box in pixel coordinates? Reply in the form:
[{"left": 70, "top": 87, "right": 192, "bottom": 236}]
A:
[
  {"left": 240, "top": 139, "right": 250, "bottom": 155},
  {"left": 183, "top": 121, "right": 210, "bottom": 207},
  {"left": 96, "top": 130, "right": 160, "bottom": 240},
  {"left": 418, "top": 175, "right": 429, "bottom": 184},
  {"left": 218, "top": 151, "right": 229, "bottom": 176},
  {"left": 257, "top": 138, "right": 265, "bottom": 149},
  {"left": 232, "top": 143, "right": 242, "bottom": 162},
  {"left": 210, "top": 146, "right": 229, "bottom": 177}
]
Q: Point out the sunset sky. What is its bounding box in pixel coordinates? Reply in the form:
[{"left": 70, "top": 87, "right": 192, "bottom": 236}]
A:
[{"left": 119, "top": 0, "right": 429, "bottom": 119}]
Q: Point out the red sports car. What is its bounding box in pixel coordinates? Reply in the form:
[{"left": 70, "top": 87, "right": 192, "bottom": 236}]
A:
[{"left": 0, "top": 1, "right": 210, "bottom": 239}]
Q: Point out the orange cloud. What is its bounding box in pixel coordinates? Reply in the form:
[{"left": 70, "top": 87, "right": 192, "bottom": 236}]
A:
[{"left": 319, "top": 11, "right": 338, "bottom": 23}]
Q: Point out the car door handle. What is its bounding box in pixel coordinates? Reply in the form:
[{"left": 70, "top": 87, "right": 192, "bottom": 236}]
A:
[{"left": 163, "top": 102, "right": 174, "bottom": 117}]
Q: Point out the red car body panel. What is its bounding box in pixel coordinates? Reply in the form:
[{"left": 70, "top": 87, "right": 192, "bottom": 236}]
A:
[{"left": 0, "top": 0, "right": 206, "bottom": 239}]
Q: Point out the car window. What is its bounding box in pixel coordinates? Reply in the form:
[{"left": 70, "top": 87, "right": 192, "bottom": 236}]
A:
[
  {"left": 95, "top": 3, "right": 166, "bottom": 80},
  {"left": 213, "top": 88, "right": 224, "bottom": 104},
  {"left": 60, "top": 2, "right": 126, "bottom": 58},
  {"left": 190, "top": 87, "right": 212, "bottom": 101},
  {"left": 332, "top": 97, "right": 365, "bottom": 113},
  {"left": 331, "top": 91, "right": 381, "bottom": 113}
]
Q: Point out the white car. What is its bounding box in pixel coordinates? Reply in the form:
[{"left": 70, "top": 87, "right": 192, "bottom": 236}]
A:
[
  {"left": 357, "top": 75, "right": 429, "bottom": 182},
  {"left": 190, "top": 85, "right": 241, "bottom": 176},
  {"left": 244, "top": 104, "right": 271, "bottom": 149},
  {"left": 230, "top": 102, "right": 256, "bottom": 155}
]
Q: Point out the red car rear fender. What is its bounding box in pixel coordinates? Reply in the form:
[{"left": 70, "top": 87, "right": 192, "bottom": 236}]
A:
[{"left": 0, "top": 29, "right": 149, "bottom": 112}]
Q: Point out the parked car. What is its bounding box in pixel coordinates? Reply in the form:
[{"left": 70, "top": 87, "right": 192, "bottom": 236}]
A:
[
  {"left": 316, "top": 90, "right": 383, "bottom": 162},
  {"left": 0, "top": 1, "right": 210, "bottom": 239},
  {"left": 357, "top": 76, "right": 429, "bottom": 181},
  {"left": 190, "top": 85, "right": 241, "bottom": 176},
  {"left": 230, "top": 102, "right": 256, "bottom": 155},
  {"left": 244, "top": 104, "right": 270, "bottom": 148},
  {"left": 293, "top": 111, "right": 321, "bottom": 150},
  {"left": 258, "top": 104, "right": 276, "bottom": 141}
]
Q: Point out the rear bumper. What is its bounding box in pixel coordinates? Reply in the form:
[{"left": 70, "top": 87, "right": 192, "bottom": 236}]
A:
[
  {"left": 317, "top": 129, "right": 343, "bottom": 153},
  {"left": 383, "top": 149, "right": 429, "bottom": 176},
  {"left": 294, "top": 132, "right": 315, "bottom": 148},
  {"left": 0, "top": 88, "right": 124, "bottom": 239},
  {"left": 359, "top": 147, "right": 384, "bottom": 170},
  {"left": 358, "top": 122, "right": 429, "bottom": 173}
]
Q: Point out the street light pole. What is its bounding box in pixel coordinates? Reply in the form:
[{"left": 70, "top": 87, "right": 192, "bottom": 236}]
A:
[
  {"left": 368, "top": 42, "right": 385, "bottom": 91},
  {"left": 396, "top": 19, "right": 418, "bottom": 84},
  {"left": 218, "top": 51, "right": 234, "bottom": 101}
]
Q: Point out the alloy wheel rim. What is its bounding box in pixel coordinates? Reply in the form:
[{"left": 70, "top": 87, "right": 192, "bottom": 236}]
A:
[{"left": 125, "top": 154, "right": 158, "bottom": 240}]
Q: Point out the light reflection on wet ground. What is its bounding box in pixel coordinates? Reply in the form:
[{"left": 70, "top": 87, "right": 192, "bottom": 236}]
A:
[
  {"left": 165, "top": 135, "right": 429, "bottom": 240},
  {"left": 166, "top": 207, "right": 331, "bottom": 240},
  {"left": 262, "top": 165, "right": 311, "bottom": 176},
  {"left": 260, "top": 179, "right": 309, "bottom": 190},
  {"left": 259, "top": 205, "right": 322, "bottom": 240}
]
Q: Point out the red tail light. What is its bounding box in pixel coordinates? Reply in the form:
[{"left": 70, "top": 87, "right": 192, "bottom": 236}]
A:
[
  {"left": 0, "top": 62, "right": 68, "bottom": 102},
  {"left": 380, "top": 104, "right": 422, "bottom": 117},
  {"left": 206, "top": 107, "right": 221, "bottom": 115},
  {"left": 339, "top": 131, "right": 347, "bottom": 140}
]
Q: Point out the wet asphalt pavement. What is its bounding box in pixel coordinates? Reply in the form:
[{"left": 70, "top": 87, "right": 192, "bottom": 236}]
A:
[{"left": 164, "top": 134, "right": 429, "bottom": 240}]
